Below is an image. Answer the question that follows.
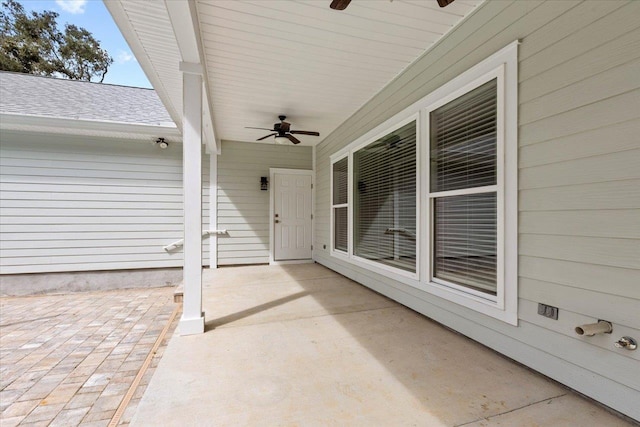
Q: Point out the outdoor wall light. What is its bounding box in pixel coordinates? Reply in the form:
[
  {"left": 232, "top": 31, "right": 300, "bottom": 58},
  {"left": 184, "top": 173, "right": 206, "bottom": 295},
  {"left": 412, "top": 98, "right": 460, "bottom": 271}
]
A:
[
  {"left": 156, "top": 137, "right": 169, "bottom": 149},
  {"left": 260, "top": 177, "right": 269, "bottom": 191}
]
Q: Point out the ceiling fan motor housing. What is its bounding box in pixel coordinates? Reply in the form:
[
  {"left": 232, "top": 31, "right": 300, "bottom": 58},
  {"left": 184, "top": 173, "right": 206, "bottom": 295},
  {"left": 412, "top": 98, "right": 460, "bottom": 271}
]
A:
[{"left": 246, "top": 114, "right": 319, "bottom": 144}]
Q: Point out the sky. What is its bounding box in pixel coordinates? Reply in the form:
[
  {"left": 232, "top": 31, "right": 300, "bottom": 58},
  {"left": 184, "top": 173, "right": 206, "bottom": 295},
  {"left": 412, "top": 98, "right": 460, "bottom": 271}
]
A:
[{"left": 21, "top": 0, "right": 152, "bottom": 88}]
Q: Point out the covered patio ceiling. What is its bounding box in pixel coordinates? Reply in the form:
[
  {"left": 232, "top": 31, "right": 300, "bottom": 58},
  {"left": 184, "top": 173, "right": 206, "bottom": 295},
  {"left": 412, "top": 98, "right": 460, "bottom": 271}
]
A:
[{"left": 106, "top": 0, "right": 482, "bottom": 149}]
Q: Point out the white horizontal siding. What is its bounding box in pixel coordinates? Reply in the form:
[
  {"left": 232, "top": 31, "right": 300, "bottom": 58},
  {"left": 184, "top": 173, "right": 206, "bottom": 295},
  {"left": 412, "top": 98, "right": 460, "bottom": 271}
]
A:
[
  {"left": 216, "top": 140, "right": 312, "bottom": 265},
  {"left": 314, "top": 0, "right": 640, "bottom": 420},
  {"left": 0, "top": 131, "right": 210, "bottom": 274}
]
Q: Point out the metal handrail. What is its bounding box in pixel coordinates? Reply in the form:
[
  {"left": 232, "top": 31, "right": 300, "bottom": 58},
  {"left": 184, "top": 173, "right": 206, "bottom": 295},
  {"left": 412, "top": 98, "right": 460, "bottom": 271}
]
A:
[{"left": 163, "top": 230, "right": 227, "bottom": 251}]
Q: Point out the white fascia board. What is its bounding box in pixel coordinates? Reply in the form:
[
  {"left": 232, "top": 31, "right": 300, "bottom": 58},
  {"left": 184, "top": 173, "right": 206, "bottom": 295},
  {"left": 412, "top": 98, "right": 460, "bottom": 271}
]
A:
[
  {"left": 103, "top": 0, "right": 182, "bottom": 131},
  {"left": 203, "top": 94, "right": 220, "bottom": 155},
  {"left": 0, "top": 113, "right": 181, "bottom": 140},
  {"left": 165, "top": 0, "right": 219, "bottom": 154}
]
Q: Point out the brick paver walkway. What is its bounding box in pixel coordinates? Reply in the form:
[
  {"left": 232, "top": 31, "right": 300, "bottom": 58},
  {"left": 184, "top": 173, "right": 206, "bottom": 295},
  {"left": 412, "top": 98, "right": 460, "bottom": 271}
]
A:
[{"left": 0, "top": 287, "right": 179, "bottom": 427}]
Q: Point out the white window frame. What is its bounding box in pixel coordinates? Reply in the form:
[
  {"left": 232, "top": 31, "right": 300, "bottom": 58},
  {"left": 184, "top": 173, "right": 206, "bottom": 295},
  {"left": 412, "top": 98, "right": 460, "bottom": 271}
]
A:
[
  {"left": 330, "top": 152, "right": 350, "bottom": 258},
  {"left": 328, "top": 41, "right": 518, "bottom": 324},
  {"left": 423, "top": 43, "right": 518, "bottom": 325},
  {"left": 350, "top": 115, "right": 420, "bottom": 280},
  {"left": 329, "top": 115, "right": 420, "bottom": 283},
  {"left": 426, "top": 68, "right": 505, "bottom": 302}
]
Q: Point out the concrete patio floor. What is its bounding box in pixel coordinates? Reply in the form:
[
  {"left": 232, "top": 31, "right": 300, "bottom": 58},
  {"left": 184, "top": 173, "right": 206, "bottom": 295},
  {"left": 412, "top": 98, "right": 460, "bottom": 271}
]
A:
[{"left": 132, "top": 263, "right": 632, "bottom": 427}]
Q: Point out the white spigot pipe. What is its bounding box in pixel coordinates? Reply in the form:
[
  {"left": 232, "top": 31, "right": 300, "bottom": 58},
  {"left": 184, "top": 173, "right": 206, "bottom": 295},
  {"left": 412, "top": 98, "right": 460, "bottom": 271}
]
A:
[
  {"left": 575, "top": 321, "right": 612, "bottom": 336},
  {"left": 162, "top": 230, "right": 227, "bottom": 252}
]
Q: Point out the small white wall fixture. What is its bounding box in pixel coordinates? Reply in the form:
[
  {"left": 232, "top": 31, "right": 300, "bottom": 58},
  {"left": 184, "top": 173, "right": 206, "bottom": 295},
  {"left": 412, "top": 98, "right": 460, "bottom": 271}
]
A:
[{"left": 179, "top": 61, "right": 205, "bottom": 335}]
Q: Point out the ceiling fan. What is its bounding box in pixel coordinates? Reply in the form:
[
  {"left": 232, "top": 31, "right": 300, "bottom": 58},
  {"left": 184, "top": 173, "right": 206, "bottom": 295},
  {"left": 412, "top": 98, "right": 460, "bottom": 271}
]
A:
[
  {"left": 246, "top": 115, "right": 320, "bottom": 145},
  {"left": 330, "top": 0, "right": 454, "bottom": 10}
]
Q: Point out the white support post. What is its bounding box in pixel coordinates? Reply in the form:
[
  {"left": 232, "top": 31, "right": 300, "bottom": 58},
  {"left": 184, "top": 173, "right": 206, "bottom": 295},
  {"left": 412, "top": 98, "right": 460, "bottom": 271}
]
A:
[
  {"left": 209, "top": 152, "right": 218, "bottom": 268},
  {"left": 179, "top": 62, "right": 205, "bottom": 335}
]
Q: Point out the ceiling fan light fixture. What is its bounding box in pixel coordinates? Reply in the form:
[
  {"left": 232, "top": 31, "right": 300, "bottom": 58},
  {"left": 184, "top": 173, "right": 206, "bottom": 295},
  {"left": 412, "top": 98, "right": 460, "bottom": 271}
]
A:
[{"left": 274, "top": 136, "right": 289, "bottom": 145}]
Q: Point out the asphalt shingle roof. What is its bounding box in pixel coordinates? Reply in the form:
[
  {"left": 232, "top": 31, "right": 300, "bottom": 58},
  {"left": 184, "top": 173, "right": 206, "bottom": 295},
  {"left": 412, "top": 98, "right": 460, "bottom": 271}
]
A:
[{"left": 0, "top": 72, "right": 174, "bottom": 126}]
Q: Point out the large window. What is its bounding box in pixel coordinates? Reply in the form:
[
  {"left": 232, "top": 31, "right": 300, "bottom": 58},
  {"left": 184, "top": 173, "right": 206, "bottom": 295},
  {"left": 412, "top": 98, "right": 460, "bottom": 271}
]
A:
[
  {"left": 328, "top": 41, "right": 518, "bottom": 324},
  {"left": 353, "top": 121, "right": 417, "bottom": 272},
  {"left": 429, "top": 79, "right": 498, "bottom": 296}
]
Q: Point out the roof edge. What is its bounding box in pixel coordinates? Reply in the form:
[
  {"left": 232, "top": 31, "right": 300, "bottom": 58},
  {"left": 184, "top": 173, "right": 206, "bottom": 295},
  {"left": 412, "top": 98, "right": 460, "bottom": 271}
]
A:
[
  {"left": 0, "top": 113, "right": 182, "bottom": 140},
  {"left": 0, "top": 70, "right": 155, "bottom": 91}
]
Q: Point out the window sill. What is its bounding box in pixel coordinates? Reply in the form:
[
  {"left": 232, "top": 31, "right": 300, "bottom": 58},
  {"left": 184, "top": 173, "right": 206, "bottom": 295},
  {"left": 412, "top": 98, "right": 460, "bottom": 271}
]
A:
[
  {"left": 422, "top": 280, "right": 518, "bottom": 326},
  {"left": 330, "top": 251, "right": 420, "bottom": 288}
]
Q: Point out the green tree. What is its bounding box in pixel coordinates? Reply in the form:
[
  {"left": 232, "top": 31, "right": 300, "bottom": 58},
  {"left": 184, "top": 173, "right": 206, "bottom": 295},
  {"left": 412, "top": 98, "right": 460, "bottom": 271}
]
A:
[{"left": 0, "top": 0, "right": 112, "bottom": 82}]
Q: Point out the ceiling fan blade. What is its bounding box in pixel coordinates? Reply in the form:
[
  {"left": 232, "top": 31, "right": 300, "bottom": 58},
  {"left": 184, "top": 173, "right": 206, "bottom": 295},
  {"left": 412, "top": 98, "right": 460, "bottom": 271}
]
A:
[
  {"left": 257, "top": 133, "right": 277, "bottom": 141},
  {"left": 290, "top": 130, "right": 320, "bottom": 136},
  {"left": 330, "top": 0, "right": 351, "bottom": 10},
  {"left": 286, "top": 134, "right": 301, "bottom": 145},
  {"left": 246, "top": 126, "right": 275, "bottom": 131},
  {"left": 436, "top": 0, "right": 455, "bottom": 7}
]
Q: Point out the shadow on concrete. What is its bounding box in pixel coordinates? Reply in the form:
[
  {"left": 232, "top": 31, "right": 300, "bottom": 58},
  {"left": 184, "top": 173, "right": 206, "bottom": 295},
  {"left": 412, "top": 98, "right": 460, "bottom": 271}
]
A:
[
  {"left": 204, "top": 291, "right": 308, "bottom": 331},
  {"left": 136, "top": 264, "right": 610, "bottom": 426},
  {"left": 263, "top": 263, "right": 566, "bottom": 425}
]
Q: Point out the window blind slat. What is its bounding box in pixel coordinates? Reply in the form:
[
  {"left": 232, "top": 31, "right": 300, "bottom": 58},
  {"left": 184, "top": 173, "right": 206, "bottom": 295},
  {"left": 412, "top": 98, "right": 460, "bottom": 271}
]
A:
[
  {"left": 430, "top": 79, "right": 498, "bottom": 193},
  {"left": 434, "top": 193, "right": 497, "bottom": 295},
  {"left": 332, "top": 158, "right": 348, "bottom": 205},
  {"left": 334, "top": 207, "right": 348, "bottom": 252}
]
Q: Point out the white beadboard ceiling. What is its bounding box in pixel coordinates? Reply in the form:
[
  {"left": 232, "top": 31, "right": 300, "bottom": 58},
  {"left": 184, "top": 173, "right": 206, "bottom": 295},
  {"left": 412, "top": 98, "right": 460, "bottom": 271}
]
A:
[
  {"left": 108, "top": 0, "right": 482, "bottom": 146},
  {"left": 107, "top": 0, "right": 184, "bottom": 126}
]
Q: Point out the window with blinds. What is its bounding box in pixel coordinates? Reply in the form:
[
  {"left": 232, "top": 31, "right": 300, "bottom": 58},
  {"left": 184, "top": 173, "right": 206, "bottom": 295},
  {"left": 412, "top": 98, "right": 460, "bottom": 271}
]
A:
[
  {"left": 353, "top": 121, "right": 417, "bottom": 272},
  {"left": 332, "top": 157, "right": 348, "bottom": 252},
  {"left": 327, "top": 44, "right": 517, "bottom": 322},
  {"left": 430, "top": 79, "right": 498, "bottom": 296}
]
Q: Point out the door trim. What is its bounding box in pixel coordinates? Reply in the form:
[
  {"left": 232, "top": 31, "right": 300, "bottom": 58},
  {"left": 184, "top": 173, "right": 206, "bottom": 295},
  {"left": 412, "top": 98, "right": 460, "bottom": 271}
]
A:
[{"left": 269, "top": 168, "right": 314, "bottom": 265}]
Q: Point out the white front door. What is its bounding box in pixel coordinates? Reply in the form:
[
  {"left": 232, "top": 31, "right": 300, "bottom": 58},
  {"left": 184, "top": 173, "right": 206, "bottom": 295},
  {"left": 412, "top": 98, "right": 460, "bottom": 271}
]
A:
[{"left": 274, "top": 172, "right": 312, "bottom": 261}]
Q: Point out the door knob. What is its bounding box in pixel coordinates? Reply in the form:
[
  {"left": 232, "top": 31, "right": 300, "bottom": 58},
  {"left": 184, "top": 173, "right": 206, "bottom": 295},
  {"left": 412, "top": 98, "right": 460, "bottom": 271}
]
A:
[{"left": 275, "top": 219, "right": 280, "bottom": 224}]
